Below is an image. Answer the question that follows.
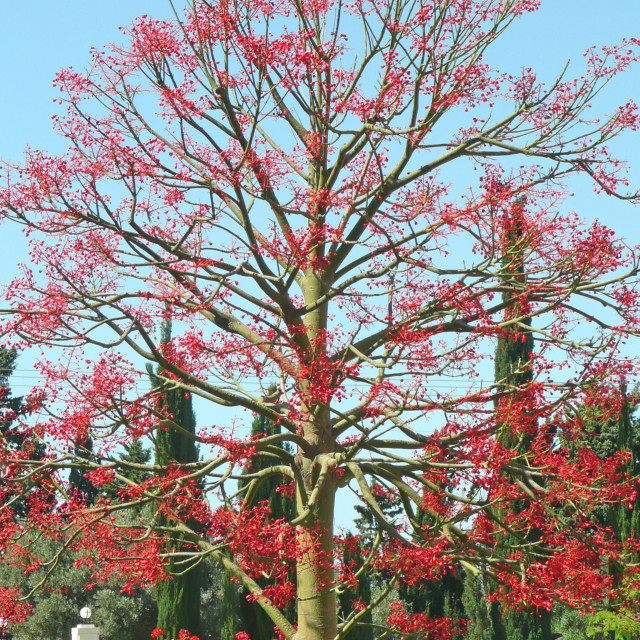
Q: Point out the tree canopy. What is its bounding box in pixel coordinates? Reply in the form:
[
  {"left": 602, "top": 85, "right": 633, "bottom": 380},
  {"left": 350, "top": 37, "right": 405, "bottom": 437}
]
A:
[{"left": 1, "top": 1, "right": 640, "bottom": 639}]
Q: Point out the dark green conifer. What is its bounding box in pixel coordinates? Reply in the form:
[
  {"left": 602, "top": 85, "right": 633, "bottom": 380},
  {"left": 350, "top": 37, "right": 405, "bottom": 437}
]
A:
[
  {"left": 337, "top": 535, "right": 373, "bottom": 640},
  {"left": 234, "top": 412, "right": 296, "bottom": 640},
  {"left": 462, "top": 573, "right": 505, "bottom": 640},
  {"left": 120, "top": 440, "right": 152, "bottom": 485},
  {"left": 151, "top": 320, "right": 202, "bottom": 639},
  {"left": 353, "top": 490, "right": 402, "bottom": 553},
  {"left": 0, "top": 347, "right": 22, "bottom": 438},
  {"left": 564, "top": 385, "right": 640, "bottom": 581},
  {"left": 219, "top": 562, "right": 240, "bottom": 640},
  {"left": 399, "top": 495, "right": 465, "bottom": 621},
  {"left": 69, "top": 436, "right": 99, "bottom": 505},
  {"left": 399, "top": 564, "right": 464, "bottom": 621},
  {"left": 0, "top": 347, "right": 45, "bottom": 516},
  {"left": 104, "top": 440, "right": 151, "bottom": 513},
  {"left": 464, "top": 201, "right": 552, "bottom": 640},
  {"left": 609, "top": 390, "right": 640, "bottom": 556}
]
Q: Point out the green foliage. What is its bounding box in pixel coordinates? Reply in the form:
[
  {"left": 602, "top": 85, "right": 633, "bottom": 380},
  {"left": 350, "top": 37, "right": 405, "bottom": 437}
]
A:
[
  {"left": 155, "top": 568, "right": 202, "bottom": 640},
  {"left": 104, "top": 440, "right": 151, "bottom": 512},
  {"left": 369, "top": 581, "right": 401, "bottom": 640},
  {"left": 239, "top": 412, "right": 294, "bottom": 518},
  {"left": 354, "top": 486, "right": 465, "bottom": 632},
  {"left": 503, "top": 607, "right": 553, "bottom": 640},
  {"left": 353, "top": 491, "right": 402, "bottom": 553},
  {"left": 0, "top": 347, "right": 44, "bottom": 516},
  {"left": 116, "top": 440, "right": 151, "bottom": 485},
  {"left": 398, "top": 508, "right": 464, "bottom": 621},
  {"left": 558, "top": 388, "right": 640, "bottom": 640},
  {"left": 490, "top": 206, "right": 552, "bottom": 640},
  {"left": 218, "top": 563, "right": 240, "bottom": 640},
  {"left": 564, "top": 387, "right": 640, "bottom": 545},
  {"left": 494, "top": 203, "right": 534, "bottom": 438},
  {"left": 0, "top": 347, "right": 22, "bottom": 435},
  {"left": 462, "top": 573, "right": 505, "bottom": 640},
  {"left": 400, "top": 567, "right": 464, "bottom": 621},
  {"left": 151, "top": 319, "right": 202, "bottom": 639},
  {"left": 235, "top": 411, "right": 296, "bottom": 640},
  {"left": 588, "top": 605, "right": 640, "bottom": 640},
  {"left": 551, "top": 606, "right": 590, "bottom": 640},
  {"left": 0, "top": 536, "right": 157, "bottom": 640},
  {"left": 151, "top": 321, "right": 199, "bottom": 469},
  {"left": 494, "top": 308, "right": 533, "bottom": 404},
  {"left": 68, "top": 436, "right": 99, "bottom": 505},
  {"left": 337, "top": 536, "right": 373, "bottom": 640}
]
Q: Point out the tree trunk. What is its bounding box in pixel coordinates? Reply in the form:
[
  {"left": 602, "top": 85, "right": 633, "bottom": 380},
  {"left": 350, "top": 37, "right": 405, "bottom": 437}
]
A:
[
  {"left": 296, "top": 269, "right": 337, "bottom": 640},
  {"left": 296, "top": 463, "right": 336, "bottom": 640}
]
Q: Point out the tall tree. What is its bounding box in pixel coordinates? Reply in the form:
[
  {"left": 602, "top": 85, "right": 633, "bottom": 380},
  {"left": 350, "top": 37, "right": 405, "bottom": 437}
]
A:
[
  {"left": 0, "top": 347, "right": 44, "bottom": 517},
  {"left": 463, "top": 573, "right": 506, "bottom": 640},
  {"left": 0, "top": 348, "right": 22, "bottom": 441},
  {"left": 239, "top": 412, "right": 295, "bottom": 521},
  {"left": 1, "top": 3, "right": 640, "bottom": 640},
  {"left": 104, "top": 441, "right": 152, "bottom": 501},
  {"left": 68, "top": 436, "right": 99, "bottom": 505},
  {"left": 235, "top": 412, "right": 296, "bottom": 640},
  {"left": 397, "top": 476, "right": 465, "bottom": 625},
  {"left": 561, "top": 385, "right": 640, "bottom": 639},
  {"left": 0, "top": 347, "right": 25, "bottom": 515},
  {"left": 218, "top": 565, "right": 240, "bottom": 640},
  {"left": 150, "top": 320, "right": 202, "bottom": 639},
  {"left": 489, "top": 199, "right": 552, "bottom": 640},
  {"left": 607, "top": 390, "right": 640, "bottom": 558},
  {"left": 566, "top": 386, "right": 640, "bottom": 546},
  {"left": 337, "top": 535, "right": 374, "bottom": 640}
]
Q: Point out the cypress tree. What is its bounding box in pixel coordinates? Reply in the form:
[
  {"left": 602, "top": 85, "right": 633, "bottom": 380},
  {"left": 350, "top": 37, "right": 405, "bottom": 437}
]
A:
[
  {"left": 569, "top": 386, "right": 640, "bottom": 544},
  {"left": 104, "top": 440, "right": 151, "bottom": 513},
  {"left": 462, "top": 572, "right": 505, "bottom": 640},
  {"left": 609, "top": 389, "right": 640, "bottom": 559},
  {"left": 337, "top": 535, "right": 373, "bottom": 640},
  {"left": 353, "top": 490, "right": 403, "bottom": 552},
  {"left": 397, "top": 505, "right": 464, "bottom": 623},
  {"left": 234, "top": 412, "right": 296, "bottom": 640},
  {"left": 465, "top": 201, "right": 552, "bottom": 640},
  {"left": 219, "top": 561, "right": 240, "bottom": 640},
  {"left": 69, "top": 435, "right": 99, "bottom": 505},
  {"left": 151, "top": 320, "right": 202, "bottom": 639},
  {"left": 353, "top": 488, "right": 466, "bottom": 634},
  {"left": 0, "top": 348, "right": 22, "bottom": 438},
  {"left": 120, "top": 440, "right": 152, "bottom": 485},
  {"left": 399, "top": 564, "right": 464, "bottom": 621},
  {"left": 0, "top": 346, "right": 25, "bottom": 514},
  {"left": 493, "top": 201, "right": 535, "bottom": 448},
  {"left": 239, "top": 412, "right": 294, "bottom": 520},
  {"left": 0, "top": 347, "right": 45, "bottom": 517},
  {"left": 349, "top": 489, "right": 396, "bottom": 637}
]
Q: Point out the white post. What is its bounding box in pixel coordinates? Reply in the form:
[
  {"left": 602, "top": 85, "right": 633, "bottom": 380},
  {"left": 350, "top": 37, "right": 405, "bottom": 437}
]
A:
[{"left": 71, "top": 624, "right": 100, "bottom": 640}]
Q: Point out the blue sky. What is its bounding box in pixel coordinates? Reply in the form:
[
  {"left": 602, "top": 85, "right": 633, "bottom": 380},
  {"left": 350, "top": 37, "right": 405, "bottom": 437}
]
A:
[
  {"left": 1, "top": 1, "right": 639, "bottom": 160},
  {"left": 0, "top": 0, "right": 638, "bottom": 235},
  {"left": 1, "top": 0, "right": 169, "bottom": 157},
  {"left": 1, "top": 0, "right": 639, "bottom": 368},
  {"left": 1, "top": 1, "right": 639, "bottom": 353},
  {"left": 1, "top": 0, "right": 639, "bottom": 523},
  {"left": 0, "top": 2, "right": 639, "bottom": 356}
]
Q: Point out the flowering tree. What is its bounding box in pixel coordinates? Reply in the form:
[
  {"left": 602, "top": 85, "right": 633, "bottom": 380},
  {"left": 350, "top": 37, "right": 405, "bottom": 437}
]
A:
[{"left": 1, "top": 1, "right": 640, "bottom": 639}]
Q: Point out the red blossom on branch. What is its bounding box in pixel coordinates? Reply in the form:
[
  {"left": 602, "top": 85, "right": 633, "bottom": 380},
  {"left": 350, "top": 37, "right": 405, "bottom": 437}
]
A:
[{"left": 0, "top": 0, "right": 640, "bottom": 637}]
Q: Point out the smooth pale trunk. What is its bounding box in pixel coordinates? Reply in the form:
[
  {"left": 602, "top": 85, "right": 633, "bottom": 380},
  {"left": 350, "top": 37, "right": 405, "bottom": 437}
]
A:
[
  {"left": 296, "top": 468, "right": 337, "bottom": 640},
  {"left": 296, "top": 268, "right": 336, "bottom": 640}
]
